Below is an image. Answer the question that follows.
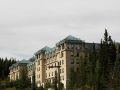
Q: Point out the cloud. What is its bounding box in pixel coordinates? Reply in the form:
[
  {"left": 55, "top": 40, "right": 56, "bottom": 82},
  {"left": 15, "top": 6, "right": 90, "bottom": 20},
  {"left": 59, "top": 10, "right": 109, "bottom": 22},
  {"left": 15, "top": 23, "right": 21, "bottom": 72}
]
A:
[{"left": 0, "top": 0, "right": 120, "bottom": 59}]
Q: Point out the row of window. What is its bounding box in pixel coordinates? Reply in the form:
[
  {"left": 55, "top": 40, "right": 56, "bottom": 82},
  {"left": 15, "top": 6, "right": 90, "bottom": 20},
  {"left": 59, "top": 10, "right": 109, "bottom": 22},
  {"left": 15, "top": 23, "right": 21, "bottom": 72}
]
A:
[
  {"left": 36, "top": 43, "right": 83, "bottom": 59},
  {"left": 67, "top": 44, "right": 83, "bottom": 50},
  {"left": 11, "top": 67, "right": 19, "bottom": 72},
  {"left": 71, "top": 59, "right": 80, "bottom": 64},
  {"left": 37, "top": 60, "right": 40, "bottom": 65},
  {"left": 46, "top": 60, "right": 64, "bottom": 70},
  {"left": 57, "top": 44, "right": 65, "bottom": 51},
  {"left": 57, "top": 44, "right": 83, "bottom": 52},
  {"left": 36, "top": 54, "right": 41, "bottom": 59},
  {"left": 37, "top": 67, "right": 40, "bottom": 71},
  {"left": 46, "top": 51, "right": 64, "bottom": 60},
  {"left": 46, "top": 75, "right": 64, "bottom": 83},
  {"left": 46, "top": 68, "right": 64, "bottom": 78},
  {"left": 37, "top": 74, "right": 40, "bottom": 79},
  {"left": 71, "top": 67, "right": 79, "bottom": 72},
  {"left": 70, "top": 51, "right": 79, "bottom": 57}
]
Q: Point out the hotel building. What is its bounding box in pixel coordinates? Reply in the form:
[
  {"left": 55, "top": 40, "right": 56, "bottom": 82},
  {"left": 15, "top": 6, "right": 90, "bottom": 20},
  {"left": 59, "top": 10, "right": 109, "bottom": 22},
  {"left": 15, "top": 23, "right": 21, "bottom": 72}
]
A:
[
  {"left": 9, "top": 60, "right": 30, "bottom": 81},
  {"left": 9, "top": 35, "right": 97, "bottom": 88},
  {"left": 34, "top": 35, "right": 89, "bottom": 88}
]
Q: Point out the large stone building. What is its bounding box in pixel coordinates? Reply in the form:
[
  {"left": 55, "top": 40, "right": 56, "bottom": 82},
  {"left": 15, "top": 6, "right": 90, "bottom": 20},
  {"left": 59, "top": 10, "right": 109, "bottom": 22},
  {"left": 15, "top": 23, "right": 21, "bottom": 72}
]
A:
[
  {"left": 9, "top": 59, "right": 30, "bottom": 81},
  {"left": 9, "top": 35, "right": 98, "bottom": 88},
  {"left": 34, "top": 35, "right": 89, "bottom": 88}
]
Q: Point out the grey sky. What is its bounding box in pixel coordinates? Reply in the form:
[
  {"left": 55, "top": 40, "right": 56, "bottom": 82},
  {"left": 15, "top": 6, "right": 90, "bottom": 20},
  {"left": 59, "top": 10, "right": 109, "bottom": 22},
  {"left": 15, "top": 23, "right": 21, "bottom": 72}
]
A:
[{"left": 0, "top": 0, "right": 120, "bottom": 60}]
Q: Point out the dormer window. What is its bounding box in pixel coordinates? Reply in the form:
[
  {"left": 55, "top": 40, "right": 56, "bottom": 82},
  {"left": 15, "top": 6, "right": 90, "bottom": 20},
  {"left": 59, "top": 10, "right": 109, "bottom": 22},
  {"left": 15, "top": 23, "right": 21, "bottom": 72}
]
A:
[
  {"left": 39, "top": 54, "right": 41, "bottom": 58},
  {"left": 36, "top": 55, "right": 38, "bottom": 59}
]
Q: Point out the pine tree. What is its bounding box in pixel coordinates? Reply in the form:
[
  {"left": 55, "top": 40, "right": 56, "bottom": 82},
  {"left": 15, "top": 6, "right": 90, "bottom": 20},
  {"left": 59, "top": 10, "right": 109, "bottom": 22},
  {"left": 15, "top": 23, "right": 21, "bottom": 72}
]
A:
[
  {"left": 97, "top": 29, "right": 117, "bottom": 90},
  {"left": 15, "top": 66, "right": 31, "bottom": 89},
  {"left": 0, "top": 57, "right": 16, "bottom": 80},
  {"left": 112, "top": 45, "right": 120, "bottom": 90},
  {"left": 32, "top": 70, "right": 36, "bottom": 90},
  {"left": 88, "top": 43, "right": 97, "bottom": 90},
  {"left": 52, "top": 70, "right": 58, "bottom": 90}
]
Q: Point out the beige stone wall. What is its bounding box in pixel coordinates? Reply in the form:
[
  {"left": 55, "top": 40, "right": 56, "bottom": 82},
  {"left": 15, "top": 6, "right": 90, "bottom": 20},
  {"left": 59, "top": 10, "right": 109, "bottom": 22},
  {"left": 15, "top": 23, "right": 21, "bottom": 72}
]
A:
[
  {"left": 9, "top": 38, "right": 87, "bottom": 89},
  {"left": 9, "top": 64, "right": 28, "bottom": 82},
  {"left": 9, "top": 66, "right": 20, "bottom": 81},
  {"left": 35, "top": 42, "right": 86, "bottom": 88}
]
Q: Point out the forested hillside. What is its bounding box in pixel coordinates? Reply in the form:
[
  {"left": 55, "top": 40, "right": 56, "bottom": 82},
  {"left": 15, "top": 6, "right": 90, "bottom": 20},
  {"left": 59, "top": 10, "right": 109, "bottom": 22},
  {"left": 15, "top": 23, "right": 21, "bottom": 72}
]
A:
[{"left": 0, "top": 58, "right": 16, "bottom": 80}]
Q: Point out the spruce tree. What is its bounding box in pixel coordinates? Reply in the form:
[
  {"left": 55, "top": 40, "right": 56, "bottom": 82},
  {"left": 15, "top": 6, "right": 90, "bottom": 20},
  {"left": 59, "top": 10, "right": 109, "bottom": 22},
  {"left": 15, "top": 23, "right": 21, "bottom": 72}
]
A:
[
  {"left": 112, "top": 45, "right": 120, "bottom": 90},
  {"left": 88, "top": 43, "right": 97, "bottom": 90},
  {"left": 97, "top": 29, "right": 117, "bottom": 90},
  {"left": 32, "top": 70, "right": 36, "bottom": 90}
]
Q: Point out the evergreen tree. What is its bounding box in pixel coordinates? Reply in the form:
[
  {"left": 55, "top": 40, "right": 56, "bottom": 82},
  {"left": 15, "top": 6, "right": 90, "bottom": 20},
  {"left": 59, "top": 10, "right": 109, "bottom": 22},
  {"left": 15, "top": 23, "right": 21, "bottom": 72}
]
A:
[
  {"left": 97, "top": 29, "right": 117, "bottom": 90},
  {"left": 15, "top": 66, "right": 31, "bottom": 90},
  {"left": 88, "top": 43, "right": 97, "bottom": 90},
  {"left": 79, "top": 51, "right": 89, "bottom": 90},
  {"left": 112, "top": 45, "right": 120, "bottom": 90},
  {"left": 32, "top": 70, "right": 36, "bottom": 90},
  {"left": 52, "top": 70, "right": 58, "bottom": 90},
  {"left": 0, "top": 57, "right": 16, "bottom": 80}
]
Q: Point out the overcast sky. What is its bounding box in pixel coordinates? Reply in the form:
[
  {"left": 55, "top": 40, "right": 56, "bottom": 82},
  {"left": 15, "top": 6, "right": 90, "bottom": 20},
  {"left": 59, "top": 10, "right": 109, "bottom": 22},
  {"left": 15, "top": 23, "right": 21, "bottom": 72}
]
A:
[{"left": 0, "top": 0, "right": 120, "bottom": 60}]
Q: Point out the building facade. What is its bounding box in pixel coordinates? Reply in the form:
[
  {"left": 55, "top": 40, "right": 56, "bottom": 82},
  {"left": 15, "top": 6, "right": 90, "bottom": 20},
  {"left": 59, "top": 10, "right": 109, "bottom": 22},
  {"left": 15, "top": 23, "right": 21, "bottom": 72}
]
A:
[
  {"left": 34, "top": 35, "right": 89, "bottom": 88},
  {"left": 27, "top": 61, "right": 35, "bottom": 83},
  {"left": 9, "top": 35, "right": 95, "bottom": 89},
  {"left": 9, "top": 60, "right": 30, "bottom": 81}
]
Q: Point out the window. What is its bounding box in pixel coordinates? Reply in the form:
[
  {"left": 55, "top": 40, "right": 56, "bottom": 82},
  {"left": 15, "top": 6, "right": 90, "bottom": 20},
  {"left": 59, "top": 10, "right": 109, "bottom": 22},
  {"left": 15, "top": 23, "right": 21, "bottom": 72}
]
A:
[
  {"left": 60, "top": 69, "right": 61, "bottom": 74},
  {"left": 52, "top": 72, "right": 53, "bottom": 76},
  {"left": 77, "top": 67, "right": 79, "bottom": 72},
  {"left": 77, "top": 52, "right": 79, "bottom": 57},
  {"left": 71, "top": 45, "right": 74, "bottom": 49},
  {"left": 63, "top": 76, "right": 64, "bottom": 80},
  {"left": 60, "top": 61, "right": 61, "bottom": 65},
  {"left": 76, "top": 59, "right": 79, "bottom": 64},
  {"left": 67, "top": 45, "right": 69, "bottom": 49},
  {"left": 62, "top": 68, "right": 64, "bottom": 73},
  {"left": 39, "top": 54, "right": 41, "bottom": 58},
  {"left": 85, "top": 54, "right": 88, "bottom": 57},
  {"left": 71, "top": 59, "right": 74, "bottom": 64},
  {"left": 71, "top": 67, "right": 74, "bottom": 72},
  {"left": 62, "top": 60, "right": 64, "bottom": 65},
  {"left": 58, "top": 45, "right": 61, "bottom": 51},
  {"left": 49, "top": 73, "right": 50, "bottom": 77},
  {"left": 46, "top": 73, "right": 47, "bottom": 78},
  {"left": 61, "top": 52, "right": 64, "bottom": 57},
  {"left": 62, "top": 44, "right": 64, "bottom": 49},
  {"left": 38, "top": 60, "right": 40, "bottom": 65},
  {"left": 71, "top": 51, "right": 74, "bottom": 56},
  {"left": 37, "top": 55, "right": 38, "bottom": 59}
]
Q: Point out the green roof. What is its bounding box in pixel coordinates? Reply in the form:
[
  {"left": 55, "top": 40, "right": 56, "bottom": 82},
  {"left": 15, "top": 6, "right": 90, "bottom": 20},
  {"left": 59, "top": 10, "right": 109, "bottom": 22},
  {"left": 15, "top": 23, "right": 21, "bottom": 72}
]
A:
[
  {"left": 35, "top": 46, "right": 52, "bottom": 55},
  {"left": 64, "top": 35, "right": 80, "bottom": 41},
  {"left": 35, "top": 35, "right": 83, "bottom": 55},
  {"left": 56, "top": 35, "right": 83, "bottom": 46},
  {"left": 9, "top": 59, "right": 31, "bottom": 69},
  {"left": 19, "top": 59, "right": 30, "bottom": 64}
]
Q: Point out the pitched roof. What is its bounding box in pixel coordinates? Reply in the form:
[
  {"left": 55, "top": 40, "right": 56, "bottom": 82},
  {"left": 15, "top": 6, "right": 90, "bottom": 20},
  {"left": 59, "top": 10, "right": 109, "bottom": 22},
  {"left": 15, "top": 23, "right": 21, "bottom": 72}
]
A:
[
  {"left": 35, "top": 46, "right": 52, "bottom": 55},
  {"left": 56, "top": 35, "right": 83, "bottom": 46},
  {"left": 19, "top": 59, "right": 30, "bottom": 64},
  {"left": 64, "top": 35, "right": 80, "bottom": 41},
  {"left": 9, "top": 59, "right": 31, "bottom": 69}
]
